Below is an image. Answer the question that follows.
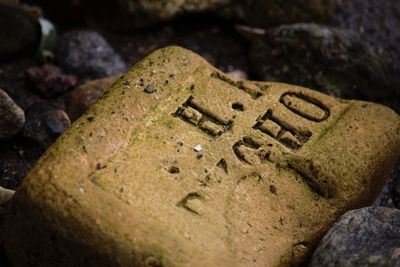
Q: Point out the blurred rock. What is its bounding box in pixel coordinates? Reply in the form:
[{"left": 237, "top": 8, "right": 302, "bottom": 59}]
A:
[
  {"left": 93, "top": 0, "right": 334, "bottom": 31},
  {"left": 247, "top": 23, "right": 400, "bottom": 112},
  {"left": 228, "top": 0, "right": 335, "bottom": 27},
  {"left": 331, "top": 0, "right": 400, "bottom": 56},
  {"left": 310, "top": 207, "right": 400, "bottom": 267},
  {"left": 66, "top": 75, "right": 119, "bottom": 122},
  {"left": 0, "top": 89, "right": 25, "bottom": 139},
  {"left": 26, "top": 64, "right": 77, "bottom": 98},
  {"left": 0, "top": 3, "right": 40, "bottom": 62},
  {"left": 22, "top": 102, "right": 70, "bottom": 148},
  {"left": 56, "top": 30, "right": 127, "bottom": 81}
]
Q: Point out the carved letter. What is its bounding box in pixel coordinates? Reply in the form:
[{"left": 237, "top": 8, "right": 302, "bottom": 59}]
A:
[
  {"left": 233, "top": 137, "right": 269, "bottom": 165},
  {"left": 177, "top": 192, "right": 205, "bottom": 215},
  {"left": 280, "top": 92, "right": 330, "bottom": 122},
  {"left": 253, "top": 110, "right": 312, "bottom": 151},
  {"left": 173, "top": 96, "right": 233, "bottom": 137}
]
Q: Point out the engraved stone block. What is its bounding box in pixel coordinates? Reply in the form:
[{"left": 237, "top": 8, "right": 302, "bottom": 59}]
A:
[{"left": 2, "top": 46, "right": 400, "bottom": 267}]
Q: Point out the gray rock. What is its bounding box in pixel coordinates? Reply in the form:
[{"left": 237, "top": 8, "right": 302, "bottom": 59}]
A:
[
  {"left": 56, "top": 30, "right": 127, "bottom": 81},
  {"left": 309, "top": 207, "right": 400, "bottom": 267},
  {"left": 247, "top": 23, "right": 400, "bottom": 112},
  {"left": 0, "top": 89, "right": 25, "bottom": 138}
]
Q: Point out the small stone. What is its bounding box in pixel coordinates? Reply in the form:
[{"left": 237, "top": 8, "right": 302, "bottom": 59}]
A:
[
  {"left": 22, "top": 102, "right": 70, "bottom": 148},
  {"left": 56, "top": 30, "right": 127, "bottom": 81},
  {"left": 66, "top": 75, "right": 119, "bottom": 122},
  {"left": 26, "top": 64, "right": 77, "bottom": 98},
  {"left": 193, "top": 144, "right": 202, "bottom": 152},
  {"left": 227, "top": 69, "right": 248, "bottom": 80},
  {"left": 144, "top": 85, "right": 156, "bottom": 94},
  {"left": 310, "top": 207, "right": 400, "bottom": 267},
  {"left": 0, "top": 89, "right": 25, "bottom": 139}
]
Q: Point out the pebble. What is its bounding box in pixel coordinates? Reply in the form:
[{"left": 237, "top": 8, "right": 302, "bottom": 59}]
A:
[
  {"left": 22, "top": 102, "right": 70, "bottom": 148},
  {"left": 0, "top": 89, "right": 25, "bottom": 139},
  {"left": 26, "top": 64, "right": 77, "bottom": 98},
  {"left": 56, "top": 30, "right": 127, "bottom": 81},
  {"left": 310, "top": 207, "right": 400, "bottom": 267},
  {"left": 66, "top": 75, "right": 119, "bottom": 122}
]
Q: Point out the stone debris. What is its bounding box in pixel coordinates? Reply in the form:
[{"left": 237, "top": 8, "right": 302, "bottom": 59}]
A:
[
  {"left": 2, "top": 46, "right": 400, "bottom": 267},
  {"left": 193, "top": 144, "right": 203, "bottom": 152}
]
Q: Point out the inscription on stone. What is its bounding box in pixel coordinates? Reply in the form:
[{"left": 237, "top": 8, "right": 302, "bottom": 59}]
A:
[
  {"left": 253, "top": 109, "right": 312, "bottom": 150},
  {"left": 177, "top": 192, "right": 205, "bottom": 215},
  {"left": 280, "top": 92, "right": 330, "bottom": 122},
  {"left": 5, "top": 47, "right": 400, "bottom": 267},
  {"left": 173, "top": 96, "right": 233, "bottom": 137}
]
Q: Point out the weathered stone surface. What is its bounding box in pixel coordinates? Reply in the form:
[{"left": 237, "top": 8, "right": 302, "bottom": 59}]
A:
[
  {"left": 56, "top": 31, "right": 127, "bottom": 81},
  {"left": 309, "top": 207, "right": 400, "bottom": 267},
  {"left": 66, "top": 75, "right": 119, "bottom": 122},
  {"left": 3, "top": 46, "right": 400, "bottom": 267},
  {"left": 248, "top": 23, "right": 400, "bottom": 113},
  {"left": 0, "top": 89, "right": 25, "bottom": 139}
]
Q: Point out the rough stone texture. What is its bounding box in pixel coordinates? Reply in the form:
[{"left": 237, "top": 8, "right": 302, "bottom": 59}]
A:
[
  {"left": 22, "top": 102, "right": 70, "bottom": 148},
  {"left": 2, "top": 47, "right": 400, "bottom": 267},
  {"left": 56, "top": 30, "right": 127, "bottom": 81},
  {"left": 66, "top": 75, "right": 119, "bottom": 122},
  {"left": 0, "top": 89, "right": 25, "bottom": 139},
  {"left": 248, "top": 23, "right": 400, "bottom": 113},
  {"left": 0, "top": 3, "right": 40, "bottom": 62},
  {"left": 309, "top": 207, "right": 400, "bottom": 267},
  {"left": 26, "top": 64, "right": 78, "bottom": 98}
]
